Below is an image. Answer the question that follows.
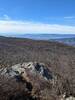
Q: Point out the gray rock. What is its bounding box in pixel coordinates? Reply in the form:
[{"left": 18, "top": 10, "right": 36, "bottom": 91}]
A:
[
  {"left": 0, "top": 62, "right": 53, "bottom": 81},
  {"left": 66, "top": 96, "right": 75, "bottom": 100}
]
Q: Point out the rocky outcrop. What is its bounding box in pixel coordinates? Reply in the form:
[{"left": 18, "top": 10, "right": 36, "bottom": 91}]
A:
[
  {"left": 0, "top": 62, "right": 53, "bottom": 80},
  {"left": 0, "top": 62, "right": 75, "bottom": 100}
]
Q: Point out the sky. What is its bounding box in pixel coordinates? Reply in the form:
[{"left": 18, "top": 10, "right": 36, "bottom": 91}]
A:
[{"left": 0, "top": 0, "right": 75, "bottom": 35}]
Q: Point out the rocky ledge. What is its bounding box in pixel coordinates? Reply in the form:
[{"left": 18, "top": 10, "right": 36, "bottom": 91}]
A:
[{"left": 0, "top": 62, "right": 75, "bottom": 100}]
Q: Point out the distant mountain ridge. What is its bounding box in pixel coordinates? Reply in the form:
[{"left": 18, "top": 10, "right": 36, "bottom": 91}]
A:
[
  {"left": 5, "top": 34, "right": 75, "bottom": 46},
  {"left": 13, "top": 34, "right": 75, "bottom": 40}
]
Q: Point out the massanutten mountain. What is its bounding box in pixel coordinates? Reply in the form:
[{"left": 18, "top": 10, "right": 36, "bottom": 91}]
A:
[
  {"left": 6, "top": 34, "right": 75, "bottom": 40},
  {"left": 6, "top": 34, "right": 75, "bottom": 46}
]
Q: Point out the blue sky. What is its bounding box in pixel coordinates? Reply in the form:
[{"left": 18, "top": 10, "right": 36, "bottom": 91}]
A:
[{"left": 0, "top": 0, "right": 75, "bottom": 34}]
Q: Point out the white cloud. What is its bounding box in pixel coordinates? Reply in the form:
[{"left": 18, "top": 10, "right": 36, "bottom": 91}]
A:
[
  {"left": 3, "top": 14, "right": 11, "bottom": 20},
  {"left": 0, "top": 14, "right": 11, "bottom": 20},
  {"left": 0, "top": 20, "right": 75, "bottom": 34},
  {"left": 64, "top": 16, "right": 75, "bottom": 19}
]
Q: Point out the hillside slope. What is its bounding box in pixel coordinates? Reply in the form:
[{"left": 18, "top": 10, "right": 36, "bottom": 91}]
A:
[{"left": 0, "top": 36, "right": 75, "bottom": 99}]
